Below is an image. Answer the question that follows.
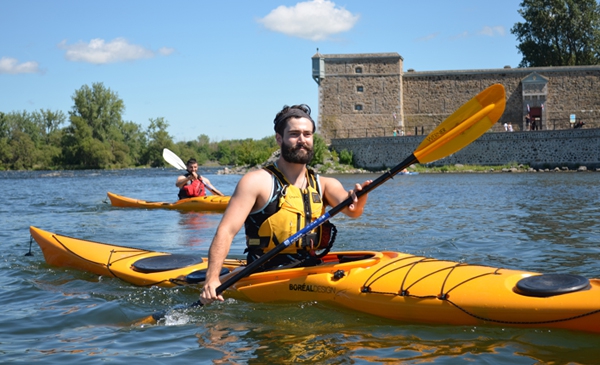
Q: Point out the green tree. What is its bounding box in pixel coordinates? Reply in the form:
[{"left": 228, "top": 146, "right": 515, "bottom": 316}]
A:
[
  {"left": 32, "top": 109, "right": 66, "bottom": 144},
  {"left": 8, "top": 129, "right": 39, "bottom": 169},
  {"left": 28, "top": 109, "right": 66, "bottom": 168},
  {"left": 61, "top": 83, "right": 129, "bottom": 168},
  {"left": 196, "top": 134, "right": 211, "bottom": 159},
  {"left": 511, "top": 0, "right": 600, "bottom": 67},
  {"left": 120, "top": 121, "right": 146, "bottom": 166},
  {"left": 0, "top": 113, "right": 9, "bottom": 169},
  {"left": 144, "top": 117, "right": 174, "bottom": 167},
  {"left": 339, "top": 149, "right": 354, "bottom": 165},
  {"left": 7, "top": 111, "right": 44, "bottom": 147},
  {"left": 0, "top": 110, "right": 53, "bottom": 169},
  {"left": 215, "top": 142, "right": 233, "bottom": 165},
  {"left": 37, "top": 142, "right": 62, "bottom": 169},
  {"left": 0, "top": 112, "right": 7, "bottom": 138},
  {"left": 61, "top": 116, "right": 113, "bottom": 168},
  {"left": 175, "top": 141, "right": 208, "bottom": 166},
  {"left": 70, "top": 83, "right": 125, "bottom": 142},
  {"left": 234, "top": 139, "right": 266, "bottom": 166},
  {"left": 309, "top": 133, "right": 327, "bottom": 167}
]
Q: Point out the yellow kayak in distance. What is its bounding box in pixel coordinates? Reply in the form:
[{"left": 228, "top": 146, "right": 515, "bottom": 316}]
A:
[
  {"left": 30, "top": 226, "right": 600, "bottom": 334},
  {"left": 106, "top": 192, "right": 230, "bottom": 212}
]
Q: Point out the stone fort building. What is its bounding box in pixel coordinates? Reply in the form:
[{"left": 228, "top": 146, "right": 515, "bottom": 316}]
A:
[{"left": 312, "top": 51, "right": 600, "bottom": 142}]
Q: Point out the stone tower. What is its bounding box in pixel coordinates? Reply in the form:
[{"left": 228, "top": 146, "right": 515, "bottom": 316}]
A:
[{"left": 312, "top": 52, "right": 403, "bottom": 142}]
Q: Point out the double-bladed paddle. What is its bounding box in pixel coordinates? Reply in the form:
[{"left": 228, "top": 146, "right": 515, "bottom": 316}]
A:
[
  {"left": 162, "top": 148, "right": 225, "bottom": 196},
  {"left": 143, "top": 84, "right": 506, "bottom": 324}
]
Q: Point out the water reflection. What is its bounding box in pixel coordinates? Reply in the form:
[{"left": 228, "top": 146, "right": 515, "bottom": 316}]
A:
[
  {"left": 177, "top": 212, "right": 219, "bottom": 247},
  {"left": 191, "top": 305, "right": 600, "bottom": 364},
  {"left": 193, "top": 304, "right": 358, "bottom": 363}
]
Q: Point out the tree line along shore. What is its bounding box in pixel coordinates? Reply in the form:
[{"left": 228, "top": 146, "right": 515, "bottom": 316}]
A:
[{"left": 0, "top": 83, "right": 288, "bottom": 171}]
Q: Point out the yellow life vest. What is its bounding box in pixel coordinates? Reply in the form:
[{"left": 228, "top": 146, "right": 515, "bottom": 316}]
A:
[{"left": 245, "top": 164, "right": 335, "bottom": 256}]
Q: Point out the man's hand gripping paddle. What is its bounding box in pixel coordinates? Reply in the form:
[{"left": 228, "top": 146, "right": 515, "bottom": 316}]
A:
[{"left": 141, "top": 84, "right": 506, "bottom": 324}]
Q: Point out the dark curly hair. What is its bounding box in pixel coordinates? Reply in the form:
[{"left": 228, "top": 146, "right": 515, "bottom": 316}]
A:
[{"left": 273, "top": 104, "right": 315, "bottom": 135}]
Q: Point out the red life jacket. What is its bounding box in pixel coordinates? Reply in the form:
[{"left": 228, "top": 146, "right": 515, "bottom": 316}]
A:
[{"left": 179, "top": 178, "right": 206, "bottom": 199}]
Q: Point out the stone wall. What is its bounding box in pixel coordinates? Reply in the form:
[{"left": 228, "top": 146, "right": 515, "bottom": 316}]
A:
[
  {"left": 314, "top": 51, "right": 600, "bottom": 141},
  {"left": 402, "top": 67, "right": 600, "bottom": 135},
  {"left": 330, "top": 128, "right": 600, "bottom": 170},
  {"left": 402, "top": 71, "right": 522, "bottom": 133}
]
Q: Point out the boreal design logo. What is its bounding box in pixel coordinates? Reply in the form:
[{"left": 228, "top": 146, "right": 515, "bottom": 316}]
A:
[
  {"left": 289, "top": 283, "right": 336, "bottom": 294},
  {"left": 424, "top": 127, "right": 447, "bottom": 144}
]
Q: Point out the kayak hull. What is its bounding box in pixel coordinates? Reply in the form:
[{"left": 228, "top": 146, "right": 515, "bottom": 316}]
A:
[
  {"left": 30, "top": 226, "right": 600, "bottom": 333},
  {"left": 107, "top": 192, "right": 230, "bottom": 212}
]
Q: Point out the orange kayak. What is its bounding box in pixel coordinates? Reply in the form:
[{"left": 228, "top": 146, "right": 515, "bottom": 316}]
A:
[
  {"left": 30, "top": 226, "right": 600, "bottom": 334},
  {"left": 107, "top": 192, "right": 230, "bottom": 212}
]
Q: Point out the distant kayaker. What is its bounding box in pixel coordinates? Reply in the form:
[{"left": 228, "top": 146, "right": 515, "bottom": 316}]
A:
[
  {"left": 176, "top": 158, "right": 224, "bottom": 199},
  {"left": 200, "top": 104, "right": 371, "bottom": 305}
]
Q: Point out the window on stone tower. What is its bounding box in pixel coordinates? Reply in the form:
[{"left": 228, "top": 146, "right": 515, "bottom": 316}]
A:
[
  {"left": 355, "top": 67, "right": 362, "bottom": 73},
  {"left": 357, "top": 86, "right": 364, "bottom": 92},
  {"left": 355, "top": 104, "right": 363, "bottom": 111}
]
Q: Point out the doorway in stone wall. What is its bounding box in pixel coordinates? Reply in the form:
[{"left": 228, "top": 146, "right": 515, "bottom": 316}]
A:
[{"left": 530, "top": 107, "right": 542, "bottom": 130}]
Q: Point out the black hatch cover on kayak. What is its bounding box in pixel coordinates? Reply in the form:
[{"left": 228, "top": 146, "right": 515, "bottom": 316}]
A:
[
  {"left": 132, "top": 254, "right": 204, "bottom": 273},
  {"left": 515, "top": 274, "right": 590, "bottom": 297},
  {"left": 186, "top": 267, "right": 231, "bottom": 283}
]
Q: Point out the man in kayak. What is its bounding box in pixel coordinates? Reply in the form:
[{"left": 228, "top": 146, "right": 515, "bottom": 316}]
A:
[
  {"left": 176, "top": 158, "right": 224, "bottom": 199},
  {"left": 200, "top": 104, "right": 371, "bottom": 305}
]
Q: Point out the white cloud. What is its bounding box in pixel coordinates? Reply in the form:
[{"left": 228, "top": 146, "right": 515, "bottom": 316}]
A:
[
  {"left": 258, "top": 0, "right": 359, "bottom": 41},
  {"left": 158, "top": 47, "right": 175, "bottom": 56},
  {"left": 58, "top": 38, "right": 173, "bottom": 64},
  {"left": 415, "top": 32, "right": 440, "bottom": 42},
  {"left": 479, "top": 26, "right": 505, "bottom": 37},
  {"left": 0, "top": 57, "right": 41, "bottom": 74},
  {"left": 449, "top": 31, "right": 470, "bottom": 40}
]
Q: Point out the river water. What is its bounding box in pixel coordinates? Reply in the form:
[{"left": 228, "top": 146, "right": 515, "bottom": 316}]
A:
[{"left": 1, "top": 168, "right": 599, "bottom": 364}]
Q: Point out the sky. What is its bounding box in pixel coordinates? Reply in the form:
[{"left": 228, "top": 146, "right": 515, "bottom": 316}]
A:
[{"left": 1, "top": 0, "right": 525, "bottom": 142}]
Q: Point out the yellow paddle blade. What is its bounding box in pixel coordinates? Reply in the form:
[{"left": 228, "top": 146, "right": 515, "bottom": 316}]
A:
[{"left": 414, "top": 84, "right": 505, "bottom": 164}]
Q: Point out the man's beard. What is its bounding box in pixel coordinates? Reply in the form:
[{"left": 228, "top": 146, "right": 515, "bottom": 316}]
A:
[{"left": 281, "top": 140, "right": 314, "bottom": 164}]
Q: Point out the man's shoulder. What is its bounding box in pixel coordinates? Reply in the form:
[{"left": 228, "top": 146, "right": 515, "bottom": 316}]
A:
[
  {"left": 240, "top": 168, "right": 272, "bottom": 185},
  {"left": 234, "top": 169, "right": 273, "bottom": 200}
]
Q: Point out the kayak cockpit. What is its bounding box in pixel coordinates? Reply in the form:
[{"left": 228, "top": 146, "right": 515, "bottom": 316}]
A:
[{"left": 180, "top": 251, "right": 385, "bottom": 285}]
